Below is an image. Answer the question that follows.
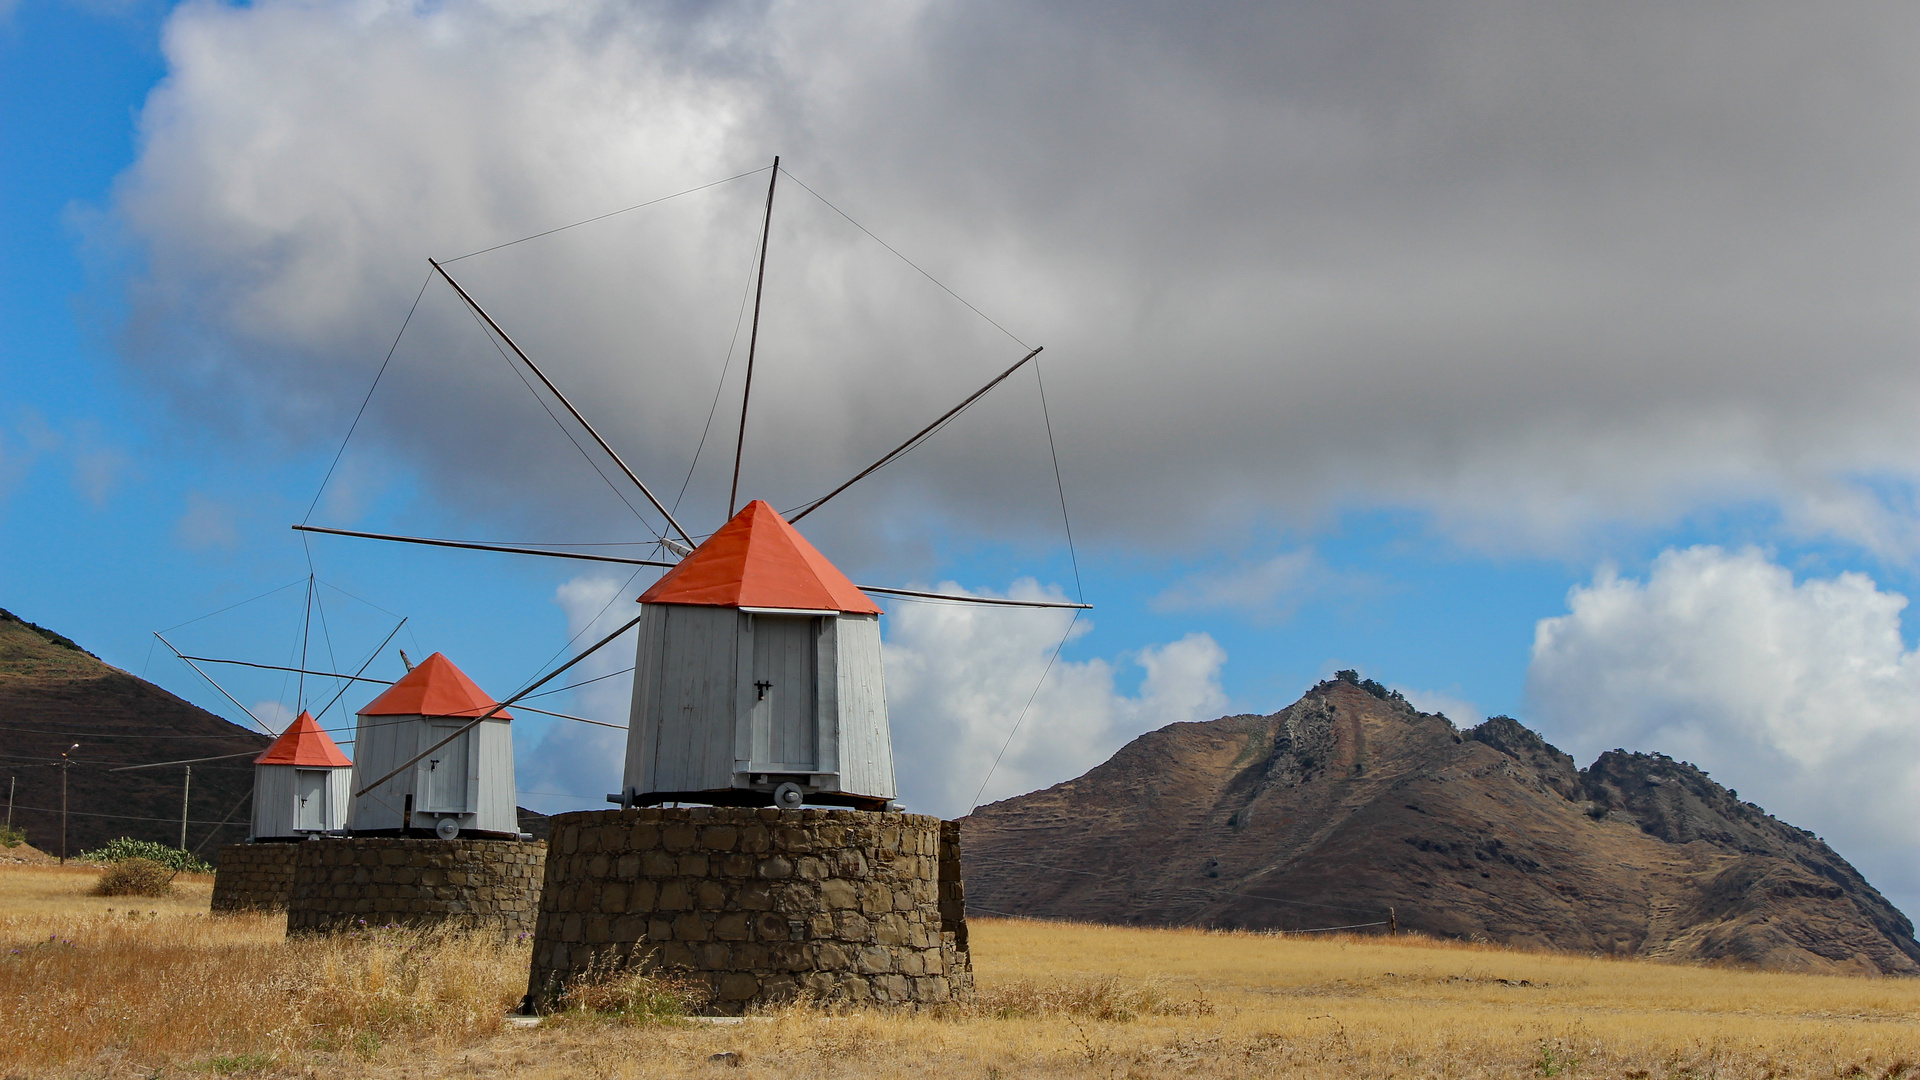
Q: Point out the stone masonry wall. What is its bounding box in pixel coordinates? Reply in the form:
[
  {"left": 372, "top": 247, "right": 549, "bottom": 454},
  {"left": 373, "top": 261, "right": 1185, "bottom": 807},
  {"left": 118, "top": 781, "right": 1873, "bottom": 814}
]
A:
[
  {"left": 526, "top": 807, "right": 972, "bottom": 1015},
  {"left": 286, "top": 837, "right": 545, "bottom": 934},
  {"left": 211, "top": 842, "right": 302, "bottom": 912}
]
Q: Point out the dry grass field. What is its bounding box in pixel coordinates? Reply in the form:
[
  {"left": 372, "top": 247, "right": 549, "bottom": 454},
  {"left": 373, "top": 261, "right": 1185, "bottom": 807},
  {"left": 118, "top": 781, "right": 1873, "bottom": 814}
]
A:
[{"left": 1, "top": 862, "right": 1915, "bottom": 1079}]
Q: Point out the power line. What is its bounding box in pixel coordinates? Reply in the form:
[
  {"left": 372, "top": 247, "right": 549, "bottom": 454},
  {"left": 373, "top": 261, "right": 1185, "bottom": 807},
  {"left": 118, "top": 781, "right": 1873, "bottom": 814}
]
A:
[{"left": 6, "top": 804, "right": 255, "bottom": 827}]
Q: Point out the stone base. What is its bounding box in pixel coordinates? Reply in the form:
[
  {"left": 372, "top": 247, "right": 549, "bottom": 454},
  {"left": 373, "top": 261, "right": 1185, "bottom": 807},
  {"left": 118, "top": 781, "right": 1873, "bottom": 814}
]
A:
[
  {"left": 211, "top": 842, "right": 302, "bottom": 912},
  {"left": 526, "top": 807, "right": 973, "bottom": 1015},
  {"left": 286, "top": 837, "right": 545, "bottom": 934}
]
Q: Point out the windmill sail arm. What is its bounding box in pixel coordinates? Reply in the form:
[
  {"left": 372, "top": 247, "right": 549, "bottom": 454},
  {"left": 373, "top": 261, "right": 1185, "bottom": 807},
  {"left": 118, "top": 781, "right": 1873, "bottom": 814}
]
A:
[
  {"left": 295, "top": 524, "right": 1089, "bottom": 610},
  {"left": 292, "top": 524, "right": 679, "bottom": 568},
  {"left": 154, "top": 631, "right": 271, "bottom": 733},
  {"left": 427, "top": 258, "right": 695, "bottom": 547},
  {"left": 857, "top": 586, "right": 1090, "bottom": 610},
  {"left": 788, "top": 346, "right": 1042, "bottom": 524}
]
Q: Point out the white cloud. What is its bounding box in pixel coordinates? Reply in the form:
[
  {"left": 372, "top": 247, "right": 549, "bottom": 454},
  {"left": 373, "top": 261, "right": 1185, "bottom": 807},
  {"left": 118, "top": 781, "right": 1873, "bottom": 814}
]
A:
[
  {"left": 516, "top": 573, "right": 1230, "bottom": 818},
  {"left": 91, "top": 1, "right": 1920, "bottom": 560},
  {"left": 885, "top": 579, "right": 1228, "bottom": 817},
  {"left": 1526, "top": 546, "right": 1920, "bottom": 917},
  {"left": 514, "top": 573, "right": 643, "bottom": 811},
  {"left": 251, "top": 698, "right": 296, "bottom": 734}
]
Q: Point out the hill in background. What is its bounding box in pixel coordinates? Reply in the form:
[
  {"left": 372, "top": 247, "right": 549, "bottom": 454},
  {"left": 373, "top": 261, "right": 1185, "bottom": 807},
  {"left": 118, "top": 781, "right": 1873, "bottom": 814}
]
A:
[
  {"left": 963, "top": 674, "right": 1920, "bottom": 975},
  {"left": 0, "top": 607, "right": 270, "bottom": 860}
]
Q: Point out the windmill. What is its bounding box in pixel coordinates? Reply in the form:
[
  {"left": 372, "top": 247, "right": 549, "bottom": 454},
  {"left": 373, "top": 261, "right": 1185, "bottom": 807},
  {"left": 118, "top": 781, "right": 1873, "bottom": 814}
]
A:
[
  {"left": 249, "top": 711, "right": 352, "bottom": 839},
  {"left": 296, "top": 158, "right": 1089, "bottom": 816}
]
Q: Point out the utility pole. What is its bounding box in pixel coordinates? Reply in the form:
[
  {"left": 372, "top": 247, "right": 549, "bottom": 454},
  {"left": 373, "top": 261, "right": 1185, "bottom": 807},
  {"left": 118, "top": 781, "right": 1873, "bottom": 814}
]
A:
[
  {"left": 6, "top": 775, "right": 13, "bottom": 831},
  {"left": 59, "top": 743, "right": 77, "bottom": 865},
  {"left": 180, "top": 765, "right": 191, "bottom": 851}
]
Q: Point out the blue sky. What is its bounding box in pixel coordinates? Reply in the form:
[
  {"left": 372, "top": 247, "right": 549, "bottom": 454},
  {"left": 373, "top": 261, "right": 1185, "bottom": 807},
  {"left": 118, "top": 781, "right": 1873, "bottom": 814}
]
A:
[{"left": 3, "top": 2, "right": 1918, "bottom": 917}]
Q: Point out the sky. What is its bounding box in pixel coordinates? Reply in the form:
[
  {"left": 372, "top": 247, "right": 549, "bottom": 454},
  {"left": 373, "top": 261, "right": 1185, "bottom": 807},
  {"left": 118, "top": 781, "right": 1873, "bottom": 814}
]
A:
[{"left": 2, "top": 1, "right": 1917, "bottom": 919}]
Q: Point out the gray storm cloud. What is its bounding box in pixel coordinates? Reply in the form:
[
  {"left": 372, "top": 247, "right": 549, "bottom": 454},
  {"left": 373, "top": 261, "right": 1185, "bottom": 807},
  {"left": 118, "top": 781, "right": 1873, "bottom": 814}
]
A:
[{"left": 104, "top": 0, "right": 1920, "bottom": 563}]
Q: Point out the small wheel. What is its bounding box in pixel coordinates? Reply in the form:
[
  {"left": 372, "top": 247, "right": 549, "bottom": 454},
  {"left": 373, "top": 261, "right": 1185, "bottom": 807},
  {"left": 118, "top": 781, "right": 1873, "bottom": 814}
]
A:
[
  {"left": 773, "top": 782, "right": 806, "bottom": 810},
  {"left": 435, "top": 817, "right": 461, "bottom": 840}
]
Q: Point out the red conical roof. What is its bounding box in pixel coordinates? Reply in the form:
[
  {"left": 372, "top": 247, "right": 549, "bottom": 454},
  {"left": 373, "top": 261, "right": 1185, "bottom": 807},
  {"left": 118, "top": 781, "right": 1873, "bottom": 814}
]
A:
[
  {"left": 254, "top": 711, "right": 352, "bottom": 767},
  {"left": 638, "top": 500, "right": 882, "bottom": 614},
  {"left": 357, "top": 652, "right": 513, "bottom": 719}
]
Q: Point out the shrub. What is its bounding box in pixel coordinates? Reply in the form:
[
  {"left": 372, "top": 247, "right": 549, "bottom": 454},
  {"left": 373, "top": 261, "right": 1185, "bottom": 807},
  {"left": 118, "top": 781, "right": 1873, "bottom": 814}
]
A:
[
  {"left": 93, "top": 858, "right": 174, "bottom": 897},
  {"left": 75, "top": 837, "right": 212, "bottom": 874},
  {"left": 552, "top": 960, "right": 707, "bottom": 1023},
  {"left": 0, "top": 823, "right": 25, "bottom": 848}
]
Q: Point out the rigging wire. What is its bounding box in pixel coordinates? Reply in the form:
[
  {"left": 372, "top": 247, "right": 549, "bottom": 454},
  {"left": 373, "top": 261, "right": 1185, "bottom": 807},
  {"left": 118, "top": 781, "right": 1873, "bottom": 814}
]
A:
[
  {"left": 158, "top": 580, "right": 306, "bottom": 634},
  {"left": 304, "top": 270, "right": 433, "bottom": 524},
  {"left": 314, "top": 579, "right": 408, "bottom": 622},
  {"left": 969, "top": 610, "right": 1080, "bottom": 814},
  {"left": 785, "top": 345, "right": 1042, "bottom": 521},
  {"left": 311, "top": 582, "right": 345, "bottom": 718},
  {"left": 673, "top": 204, "right": 768, "bottom": 516},
  {"left": 520, "top": 562, "right": 651, "bottom": 692},
  {"left": 463, "top": 303, "right": 663, "bottom": 539},
  {"left": 442, "top": 166, "right": 771, "bottom": 264},
  {"left": 1035, "top": 358, "right": 1083, "bottom": 604},
  {"left": 521, "top": 665, "right": 635, "bottom": 700},
  {"left": 778, "top": 166, "right": 1030, "bottom": 351}
]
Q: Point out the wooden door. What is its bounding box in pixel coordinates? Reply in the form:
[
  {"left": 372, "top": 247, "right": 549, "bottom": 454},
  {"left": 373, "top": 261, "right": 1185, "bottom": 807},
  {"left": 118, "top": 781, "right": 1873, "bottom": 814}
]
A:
[
  {"left": 294, "top": 769, "right": 327, "bottom": 831},
  {"left": 749, "top": 616, "right": 818, "bottom": 770},
  {"left": 419, "top": 722, "right": 472, "bottom": 812}
]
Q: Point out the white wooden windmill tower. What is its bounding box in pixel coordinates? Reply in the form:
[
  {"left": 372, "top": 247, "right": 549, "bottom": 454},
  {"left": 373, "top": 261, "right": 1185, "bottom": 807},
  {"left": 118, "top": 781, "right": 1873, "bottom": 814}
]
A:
[
  {"left": 249, "top": 710, "right": 353, "bottom": 839},
  {"left": 614, "top": 499, "right": 893, "bottom": 811},
  {"left": 347, "top": 652, "right": 521, "bottom": 839}
]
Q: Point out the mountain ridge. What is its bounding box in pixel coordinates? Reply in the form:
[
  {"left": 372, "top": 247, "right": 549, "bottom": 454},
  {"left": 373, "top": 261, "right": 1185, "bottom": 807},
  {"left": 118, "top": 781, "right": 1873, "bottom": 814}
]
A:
[
  {"left": 962, "top": 674, "right": 1919, "bottom": 975},
  {"left": 0, "top": 606, "right": 271, "bottom": 859}
]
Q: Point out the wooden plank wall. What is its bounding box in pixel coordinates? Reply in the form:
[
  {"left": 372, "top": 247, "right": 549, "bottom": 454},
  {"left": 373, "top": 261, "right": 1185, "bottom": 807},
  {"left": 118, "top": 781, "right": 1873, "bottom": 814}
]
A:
[
  {"left": 628, "top": 605, "right": 742, "bottom": 794},
  {"left": 323, "top": 767, "right": 352, "bottom": 833},
  {"left": 834, "top": 614, "right": 896, "bottom": 800},
  {"left": 251, "top": 764, "right": 293, "bottom": 839},
  {"left": 475, "top": 718, "right": 518, "bottom": 835},
  {"left": 348, "top": 711, "right": 413, "bottom": 831}
]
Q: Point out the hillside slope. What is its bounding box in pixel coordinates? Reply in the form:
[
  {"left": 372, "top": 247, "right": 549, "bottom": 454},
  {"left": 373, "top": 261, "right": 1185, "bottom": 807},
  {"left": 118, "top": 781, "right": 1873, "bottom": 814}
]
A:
[
  {"left": 963, "top": 676, "right": 1920, "bottom": 975},
  {"left": 0, "top": 608, "right": 270, "bottom": 860}
]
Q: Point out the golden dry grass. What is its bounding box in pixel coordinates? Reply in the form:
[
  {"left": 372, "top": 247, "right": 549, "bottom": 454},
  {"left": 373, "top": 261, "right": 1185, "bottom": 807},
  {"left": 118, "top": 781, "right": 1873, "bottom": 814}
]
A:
[{"left": 1, "top": 862, "right": 1915, "bottom": 1079}]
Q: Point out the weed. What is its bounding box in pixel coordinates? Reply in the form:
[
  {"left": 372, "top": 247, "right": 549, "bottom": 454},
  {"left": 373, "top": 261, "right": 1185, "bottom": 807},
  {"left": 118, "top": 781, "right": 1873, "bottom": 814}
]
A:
[
  {"left": 0, "top": 824, "right": 25, "bottom": 848},
  {"left": 92, "top": 858, "right": 173, "bottom": 897},
  {"left": 551, "top": 956, "right": 708, "bottom": 1023},
  {"left": 1536, "top": 1040, "right": 1571, "bottom": 1076},
  {"left": 974, "top": 975, "right": 1211, "bottom": 1022}
]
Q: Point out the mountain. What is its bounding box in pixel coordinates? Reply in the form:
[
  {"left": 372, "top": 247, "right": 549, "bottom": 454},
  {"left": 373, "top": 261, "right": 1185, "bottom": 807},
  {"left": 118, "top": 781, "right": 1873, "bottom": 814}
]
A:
[
  {"left": 0, "top": 607, "right": 270, "bottom": 860},
  {"left": 962, "top": 675, "right": 1920, "bottom": 975}
]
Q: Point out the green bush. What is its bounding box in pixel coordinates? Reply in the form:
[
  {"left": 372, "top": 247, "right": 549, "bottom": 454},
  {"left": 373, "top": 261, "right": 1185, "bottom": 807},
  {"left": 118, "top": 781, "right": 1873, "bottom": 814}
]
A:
[
  {"left": 0, "top": 823, "right": 25, "bottom": 848},
  {"left": 93, "top": 857, "right": 174, "bottom": 897},
  {"left": 76, "top": 837, "right": 213, "bottom": 874}
]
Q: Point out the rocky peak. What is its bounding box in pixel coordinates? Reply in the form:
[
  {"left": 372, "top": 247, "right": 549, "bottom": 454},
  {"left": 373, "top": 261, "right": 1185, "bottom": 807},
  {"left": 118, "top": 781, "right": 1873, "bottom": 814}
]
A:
[
  {"left": 965, "top": 676, "right": 1920, "bottom": 975},
  {"left": 1469, "top": 715, "right": 1582, "bottom": 801}
]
